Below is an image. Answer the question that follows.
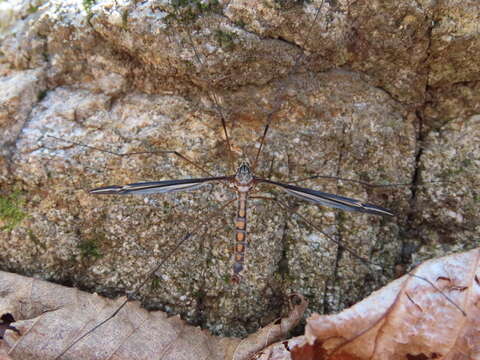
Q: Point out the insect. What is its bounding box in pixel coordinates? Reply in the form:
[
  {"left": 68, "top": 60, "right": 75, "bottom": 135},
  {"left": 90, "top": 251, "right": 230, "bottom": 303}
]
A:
[
  {"left": 4, "top": 0, "right": 478, "bottom": 358},
  {"left": 88, "top": 160, "right": 393, "bottom": 283}
]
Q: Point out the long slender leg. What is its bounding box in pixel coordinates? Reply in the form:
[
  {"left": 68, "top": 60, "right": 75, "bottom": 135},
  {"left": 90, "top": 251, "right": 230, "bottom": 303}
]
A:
[
  {"left": 179, "top": 2, "right": 326, "bottom": 175},
  {"left": 252, "top": 0, "right": 325, "bottom": 172},
  {"left": 54, "top": 198, "right": 236, "bottom": 360},
  {"left": 286, "top": 174, "right": 450, "bottom": 188},
  {"left": 45, "top": 135, "right": 215, "bottom": 177},
  {"left": 183, "top": 24, "right": 235, "bottom": 174},
  {"left": 251, "top": 195, "right": 466, "bottom": 316},
  {"left": 209, "top": 92, "right": 236, "bottom": 173},
  {"left": 250, "top": 195, "right": 381, "bottom": 270}
]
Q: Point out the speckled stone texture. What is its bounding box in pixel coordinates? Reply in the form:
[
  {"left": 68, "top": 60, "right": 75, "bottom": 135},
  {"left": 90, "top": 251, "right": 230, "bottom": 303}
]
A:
[{"left": 0, "top": 0, "right": 478, "bottom": 337}]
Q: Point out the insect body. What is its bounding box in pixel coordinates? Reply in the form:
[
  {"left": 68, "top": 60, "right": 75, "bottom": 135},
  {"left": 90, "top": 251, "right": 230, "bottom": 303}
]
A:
[
  {"left": 89, "top": 161, "right": 393, "bottom": 282},
  {"left": 231, "top": 162, "right": 255, "bottom": 281}
]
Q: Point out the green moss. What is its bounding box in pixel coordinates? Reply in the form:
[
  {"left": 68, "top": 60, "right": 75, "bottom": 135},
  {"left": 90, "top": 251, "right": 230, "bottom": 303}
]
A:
[
  {"left": 171, "top": 0, "right": 191, "bottom": 7},
  {"left": 274, "top": 0, "right": 312, "bottom": 8},
  {"left": 27, "top": 4, "right": 39, "bottom": 13},
  {"left": 461, "top": 158, "right": 473, "bottom": 167},
  {"left": 82, "top": 0, "right": 95, "bottom": 16},
  {"left": 171, "top": 0, "right": 219, "bottom": 11},
  {"left": 167, "top": 0, "right": 221, "bottom": 23},
  {"left": 214, "top": 29, "right": 236, "bottom": 51},
  {"left": 121, "top": 9, "right": 129, "bottom": 30},
  {"left": 439, "top": 166, "right": 465, "bottom": 179},
  {"left": 150, "top": 275, "right": 161, "bottom": 291},
  {"left": 234, "top": 19, "right": 246, "bottom": 28},
  {"left": 77, "top": 235, "right": 103, "bottom": 259},
  {"left": 184, "top": 59, "right": 195, "bottom": 72},
  {"left": 37, "top": 89, "right": 47, "bottom": 101},
  {"left": 28, "top": 229, "right": 46, "bottom": 249},
  {"left": 192, "top": 289, "right": 205, "bottom": 298},
  {"left": 0, "top": 191, "right": 27, "bottom": 232}
]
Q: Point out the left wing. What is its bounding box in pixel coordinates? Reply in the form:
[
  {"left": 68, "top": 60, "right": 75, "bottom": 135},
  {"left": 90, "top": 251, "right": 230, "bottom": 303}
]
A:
[
  {"left": 257, "top": 178, "right": 394, "bottom": 216},
  {"left": 90, "top": 176, "right": 230, "bottom": 195}
]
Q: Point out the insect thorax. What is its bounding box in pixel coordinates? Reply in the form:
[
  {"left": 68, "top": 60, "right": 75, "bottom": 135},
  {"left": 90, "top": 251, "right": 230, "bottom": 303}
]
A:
[{"left": 235, "top": 162, "right": 254, "bottom": 187}]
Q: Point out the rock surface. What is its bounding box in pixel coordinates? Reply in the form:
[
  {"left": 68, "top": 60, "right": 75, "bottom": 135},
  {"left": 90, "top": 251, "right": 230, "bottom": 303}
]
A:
[{"left": 0, "top": 0, "right": 478, "bottom": 339}]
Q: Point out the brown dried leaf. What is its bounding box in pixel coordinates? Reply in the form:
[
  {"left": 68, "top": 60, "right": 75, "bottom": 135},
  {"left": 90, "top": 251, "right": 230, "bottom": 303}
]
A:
[
  {"left": 0, "top": 272, "right": 306, "bottom": 360},
  {"left": 0, "top": 341, "right": 13, "bottom": 360},
  {"left": 254, "top": 248, "right": 480, "bottom": 360},
  {"left": 233, "top": 295, "right": 308, "bottom": 360}
]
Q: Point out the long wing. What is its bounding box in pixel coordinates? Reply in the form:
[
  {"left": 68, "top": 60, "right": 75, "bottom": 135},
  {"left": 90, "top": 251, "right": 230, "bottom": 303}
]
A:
[
  {"left": 257, "top": 178, "right": 394, "bottom": 216},
  {"left": 90, "top": 176, "right": 230, "bottom": 195}
]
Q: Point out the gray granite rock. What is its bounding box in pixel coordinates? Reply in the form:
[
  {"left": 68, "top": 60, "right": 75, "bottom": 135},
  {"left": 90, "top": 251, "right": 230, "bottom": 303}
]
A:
[{"left": 0, "top": 0, "right": 478, "bottom": 339}]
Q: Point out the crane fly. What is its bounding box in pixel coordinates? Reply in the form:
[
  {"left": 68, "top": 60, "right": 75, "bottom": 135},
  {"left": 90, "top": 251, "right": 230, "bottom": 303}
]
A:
[
  {"left": 2, "top": 0, "right": 475, "bottom": 359},
  {"left": 89, "top": 161, "right": 393, "bottom": 282},
  {"left": 32, "top": 1, "right": 471, "bottom": 357}
]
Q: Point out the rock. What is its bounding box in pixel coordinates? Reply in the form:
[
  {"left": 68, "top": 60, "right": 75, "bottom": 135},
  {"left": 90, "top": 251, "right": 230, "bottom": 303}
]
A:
[{"left": 0, "top": 0, "right": 478, "bottom": 340}]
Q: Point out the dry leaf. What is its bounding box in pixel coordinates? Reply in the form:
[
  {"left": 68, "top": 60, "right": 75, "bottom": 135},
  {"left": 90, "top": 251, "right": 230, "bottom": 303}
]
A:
[
  {"left": 232, "top": 295, "right": 308, "bottom": 360},
  {"left": 0, "top": 272, "right": 306, "bottom": 360},
  {"left": 2, "top": 250, "right": 478, "bottom": 360},
  {"left": 252, "top": 248, "right": 480, "bottom": 360},
  {"left": 0, "top": 342, "right": 13, "bottom": 360}
]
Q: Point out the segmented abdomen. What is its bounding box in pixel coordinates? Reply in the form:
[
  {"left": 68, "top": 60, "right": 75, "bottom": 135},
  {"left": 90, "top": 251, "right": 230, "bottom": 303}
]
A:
[{"left": 232, "top": 191, "right": 248, "bottom": 282}]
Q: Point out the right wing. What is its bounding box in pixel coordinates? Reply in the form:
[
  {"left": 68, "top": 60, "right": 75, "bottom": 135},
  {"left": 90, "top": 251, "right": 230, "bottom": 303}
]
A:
[{"left": 256, "top": 178, "right": 394, "bottom": 216}]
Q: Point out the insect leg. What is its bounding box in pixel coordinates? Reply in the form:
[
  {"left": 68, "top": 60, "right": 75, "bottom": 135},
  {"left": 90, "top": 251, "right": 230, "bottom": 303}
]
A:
[
  {"left": 45, "top": 134, "right": 215, "bottom": 177},
  {"left": 182, "top": 23, "right": 235, "bottom": 174},
  {"left": 250, "top": 195, "right": 382, "bottom": 271},
  {"left": 287, "top": 174, "right": 450, "bottom": 189},
  {"left": 53, "top": 198, "right": 236, "bottom": 360},
  {"left": 252, "top": 0, "right": 325, "bottom": 173},
  {"left": 251, "top": 195, "right": 466, "bottom": 317}
]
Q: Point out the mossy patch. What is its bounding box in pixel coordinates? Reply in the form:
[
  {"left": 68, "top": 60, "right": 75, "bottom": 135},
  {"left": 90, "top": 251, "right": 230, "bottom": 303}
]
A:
[
  {"left": 83, "top": 0, "right": 96, "bottom": 21},
  {"left": 28, "top": 229, "right": 46, "bottom": 250},
  {"left": 37, "top": 89, "right": 47, "bottom": 101},
  {"left": 171, "top": 0, "right": 220, "bottom": 11},
  {"left": 83, "top": 0, "right": 95, "bottom": 12},
  {"left": 150, "top": 275, "right": 161, "bottom": 291},
  {"left": 167, "top": 0, "right": 221, "bottom": 23},
  {"left": 27, "top": 4, "right": 39, "bottom": 13},
  {"left": 0, "top": 191, "right": 27, "bottom": 232},
  {"left": 214, "top": 29, "right": 237, "bottom": 51},
  {"left": 274, "top": 0, "right": 312, "bottom": 8},
  {"left": 121, "top": 9, "right": 129, "bottom": 30},
  {"left": 77, "top": 235, "right": 104, "bottom": 259},
  {"left": 234, "top": 19, "right": 246, "bottom": 29}
]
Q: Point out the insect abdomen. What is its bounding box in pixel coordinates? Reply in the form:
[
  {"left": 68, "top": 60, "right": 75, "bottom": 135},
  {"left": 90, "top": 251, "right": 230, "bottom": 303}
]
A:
[{"left": 232, "top": 192, "right": 248, "bottom": 282}]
